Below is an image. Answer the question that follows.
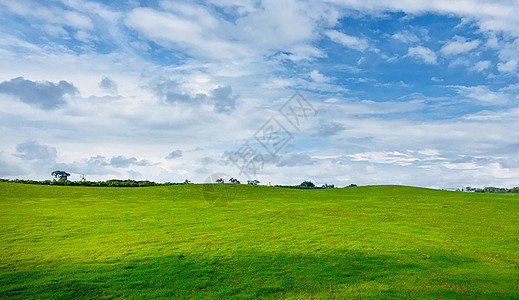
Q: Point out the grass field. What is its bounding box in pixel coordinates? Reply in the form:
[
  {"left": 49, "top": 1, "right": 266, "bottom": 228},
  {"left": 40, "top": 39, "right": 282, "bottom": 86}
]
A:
[{"left": 0, "top": 182, "right": 518, "bottom": 299}]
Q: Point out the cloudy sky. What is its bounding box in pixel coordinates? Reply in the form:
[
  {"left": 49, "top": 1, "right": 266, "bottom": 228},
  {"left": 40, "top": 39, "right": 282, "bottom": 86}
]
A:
[{"left": 0, "top": 0, "right": 518, "bottom": 188}]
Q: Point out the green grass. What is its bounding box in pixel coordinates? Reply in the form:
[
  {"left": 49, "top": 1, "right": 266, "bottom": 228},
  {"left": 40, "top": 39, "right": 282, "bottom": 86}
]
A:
[{"left": 1, "top": 182, "right": 518, "bottom": 299}]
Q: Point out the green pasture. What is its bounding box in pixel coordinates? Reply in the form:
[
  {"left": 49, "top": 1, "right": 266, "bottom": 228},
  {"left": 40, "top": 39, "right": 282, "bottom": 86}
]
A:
[{"left": 0, "top": 182, "right": 517, "bottom": 299}]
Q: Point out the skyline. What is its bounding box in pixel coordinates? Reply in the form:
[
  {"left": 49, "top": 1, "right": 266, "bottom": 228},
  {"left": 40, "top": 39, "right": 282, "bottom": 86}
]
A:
[{"left": 0, "top": 0, "right": 518, "bottom": 188}]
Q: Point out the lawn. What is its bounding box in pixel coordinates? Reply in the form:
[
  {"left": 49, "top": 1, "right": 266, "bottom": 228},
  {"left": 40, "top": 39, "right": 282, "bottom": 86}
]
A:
[{"left": 0, "top": 182, "right": 518, "bottom": 299}]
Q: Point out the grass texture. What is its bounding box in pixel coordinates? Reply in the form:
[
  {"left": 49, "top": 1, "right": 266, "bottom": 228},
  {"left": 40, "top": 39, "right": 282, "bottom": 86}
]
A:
[{"left": 1, "top": 182, "right": 518, "bottom": 299}]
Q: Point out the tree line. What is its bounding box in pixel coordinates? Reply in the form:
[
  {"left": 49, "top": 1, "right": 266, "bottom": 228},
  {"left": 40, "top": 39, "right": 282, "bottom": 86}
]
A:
[
  {"left": 0, "top": 178, "right": 184, "bottom": 187},
  {"left": 464, "top": 186, "right": 519, "bottom": 193},
  {"left": 0, "top": 171, "right": 344, "bottom": 189},
  {"left": 7, "top": 170, "right": 516, "bottom": 192}
]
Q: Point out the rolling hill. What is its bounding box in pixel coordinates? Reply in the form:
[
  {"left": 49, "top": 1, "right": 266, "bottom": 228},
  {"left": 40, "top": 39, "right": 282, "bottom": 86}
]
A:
[{"left": 1, "top": 182, "right": 518, "bottom": 299}]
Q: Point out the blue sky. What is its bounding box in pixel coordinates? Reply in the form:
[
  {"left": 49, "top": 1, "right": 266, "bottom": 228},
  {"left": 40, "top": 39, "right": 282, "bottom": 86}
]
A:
[{"left": 0, "top": 0, "right": 518, "bottom": 188}]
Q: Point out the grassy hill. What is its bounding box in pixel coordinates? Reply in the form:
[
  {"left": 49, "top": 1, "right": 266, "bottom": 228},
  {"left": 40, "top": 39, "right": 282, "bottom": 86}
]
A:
[{"left": 0, "top": 182, "right": 518, "bottom": 299}]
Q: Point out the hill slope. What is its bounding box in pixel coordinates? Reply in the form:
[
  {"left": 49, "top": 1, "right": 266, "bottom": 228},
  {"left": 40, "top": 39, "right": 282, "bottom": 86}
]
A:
[{"left": 1, "top": 183, "right": 518, "bottom": 299}]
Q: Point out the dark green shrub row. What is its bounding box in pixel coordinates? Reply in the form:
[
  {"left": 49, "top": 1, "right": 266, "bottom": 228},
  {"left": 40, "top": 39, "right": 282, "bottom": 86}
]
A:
[
  {"left": 473, "top": 186, "right": 519, "bottom": 193},
  {"left": 0, "top": 178, "right": 184, "bottom": 187}
]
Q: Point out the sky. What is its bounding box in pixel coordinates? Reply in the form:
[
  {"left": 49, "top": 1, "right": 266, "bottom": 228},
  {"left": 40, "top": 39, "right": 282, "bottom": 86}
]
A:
[{"left": 0, "top": 0, "right": 518, "bottom": 188}]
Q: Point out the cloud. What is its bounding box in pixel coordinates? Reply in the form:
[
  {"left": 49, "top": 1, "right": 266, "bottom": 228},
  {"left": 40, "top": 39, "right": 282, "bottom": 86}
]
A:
[
  {"left": 65, "top": 155, "right": 151, "bottom": 171},
  {"left": 85, "top": 155, "right": 109, "bottom": 167},
  {"left": 0, "top": 156, "right": 27, "bottom": 176},
  {"left": 124, "top": 1, "right": 335, "bottom": 64},
  {"left": 127, "top": 169, "right": 142, "bottom": 179},
  {"left": 109, "top": 156, "right": 150, "bottom": 168},
  {"left": 211, "top": 85, "right": 238, "bottom": 114},
  {"left": 453, "top": 85, "right": 509, "bottom": 105},
  {"left": 166, "top": 150, "right": 182, "bottom": 159},
  {"left": 147, "top": 77, "right": 204, "bottom": 104},
  {"left": 325, "top": 30, "right": 370, "bottom": 52},
  {"left": 406, "top": 46, "right": 437, "bottom": 64},
  {"left": 440, "top": 36, "right": 480, "bottom": 56},
  {"left": 147, "top": 76, "right": 238, "bottom": 113},
  {"left": 391, "top": 30, "right": 420, "bottom": 43},
  {"left": 0, "top": 1, "right": 94, "bottom": 31},
  {"left": 317, "top": 122, "right": 345, "bottom": 137},
  {"left": 59, "top": 154, "right": 151, "bottom": 176},
  {"left": 496, "top": 39, "right": 519, "bottom": 73},
  {"left": 497, "top": 59, "right": 518, "bottom": 73},
  {"left": 309, "top": 70, "right": 330, "bottom": 83},
  {"left": 125, "top": 7, "right": 204, "bottom": 44},
  {"left": 448, "top": 57, "right": 470, "bottom": 68},
  {"left": 0, "top": 77, "right": 77, "bottom": 110},
  {"left": 61, "top": 155, "right": 112, "bottom": 176},
  {"left": 12, "top": 141, "right": 58, "bottom": 176},
  {"left": 275, "top": 153, "right": 315, "bottom": 167},
  {"left": 469, "top": 60, "right": 491, "bottom": 72},
  {"left": 125, "top": 6, "right": 243, "bottom": 60},
  {"left": 330, "top": 1, "right": 519, "bottom": 37},
  {"left": 15, "top": 141, "right": 57, "bottom": 162},
  {"left": 349, "top": 151, "right": 418, "bottom": 166},
  {"left": 99, "top": 77, "right": 118, "bottom": 94}
]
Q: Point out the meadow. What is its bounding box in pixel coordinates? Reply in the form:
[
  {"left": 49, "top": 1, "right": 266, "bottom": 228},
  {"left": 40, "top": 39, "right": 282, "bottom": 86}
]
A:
[{"left": 0, "top": 182, "right": 518, "bottom": 299}]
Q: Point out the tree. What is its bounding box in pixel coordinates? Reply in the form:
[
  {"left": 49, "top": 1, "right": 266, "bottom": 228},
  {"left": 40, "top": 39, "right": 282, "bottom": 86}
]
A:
[
  {"left": 183, "top": 179, "right": 191, "bottom": 184},
  {"left": 321, "top": 184, "right": 334, "bottom": 189},
  {"left": 51, "top": 170, "right": 70, "bottom": 181},
  {"left": 230, "top": 178, "right": 240, "bottom": 184},
  {"left": 300, "top": 180, "right": 315, "bottom": 188},
  {"left": 247, "top": 180, "right": 260, "bottom": 185},
  {"left": 216, "top": 178, "right": 224, "bottom": 183}
]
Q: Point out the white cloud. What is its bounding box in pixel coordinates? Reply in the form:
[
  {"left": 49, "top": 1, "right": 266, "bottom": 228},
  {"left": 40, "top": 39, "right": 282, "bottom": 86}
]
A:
[
  {"left": 325, "top": 30, "right": 370, "bottom": 52},
  {"left": 443, "top": 162, "right": 481, "bottom": 170},
  {"left": 487, "top": 163, "right": 519, "bottom": 179},
  {"left": 0, "top": 0, "right": 94, "bottom": 31},
  {"left": 349, "top": 151, "right": 418, "bottom": 166},
  {"left": 309, "top": 70, "right": 330, "bottom": 83},
  {"left": 497, "top": 59, "right": 518, "bottom": 73},
  {"left": 462, "top": 107, "right": 519, "bottom": 121},
  {"left": 453, "top": 85, "right": 509, "bottom": 105},
  {"left": 42, "top": 24, "right": 68, "bottom": 37},
  {"left": 496, "top": 39, "right": 519, "bottom": 74},
  {"left": 125, "top": 0, "right": 333, "bottom": 64},
  {"left": 440, "top": 36, "right": 480, "bottom": 56},
  {"left": 125, "top": 7, "right": 242, "bottom": 60},
  {"left": 324, "top": 0, "right": 519, "bottom": 36},
  {"left": 74, "top": 30, "right": 96, "bottom": 43},
  {"left": 469, "top": 60, "right": 491, "bottom": 72},
  {"left": 448, "top": 57, "right": 470, "bottom": 68},
  {"left": 417, "top": 149, "right": 441, "bottom": 156},
  {"left": 391, "top": 30, "right": 420, "bottom": 43},
  {"left": 406, "top": 46, "right": 438, "bottom": 64}
]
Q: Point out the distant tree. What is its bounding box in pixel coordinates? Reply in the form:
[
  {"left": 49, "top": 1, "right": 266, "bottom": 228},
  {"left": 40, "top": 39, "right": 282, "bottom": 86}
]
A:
[
  {"left": 347, "top": 184, "right": 357, "bottom": 187},
  {"left": 183, "top": 179, "right": 191, "bottom": 184},
  {"left": 51, "top": 170, "right": 70, "bottom": 181},
  {"left": 300, "top": 180, "right": 315, "bottom": 188},
  {"left": 230, "top": 178, "right": 240, "bottom": 184},
  {"left": 216, "top": 178, "right": 224, "bottom": 183},
  {"left": 247, "top": 180, "right": 260, "bottom": 185},
  {"left": 321, "top": 184, "right": 334, "bottom": 189}
]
